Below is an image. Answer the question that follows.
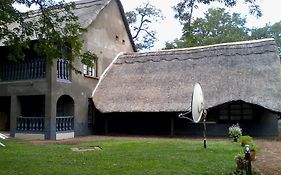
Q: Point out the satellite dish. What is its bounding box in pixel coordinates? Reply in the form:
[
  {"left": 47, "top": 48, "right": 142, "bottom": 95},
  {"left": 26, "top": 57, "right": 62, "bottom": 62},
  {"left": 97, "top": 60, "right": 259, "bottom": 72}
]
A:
[
  {"left": 178, "top": 83, "right": 207, "bottom": 148},
  {"left": 191, "top": 83, "right": 204, "bottom": 123}
]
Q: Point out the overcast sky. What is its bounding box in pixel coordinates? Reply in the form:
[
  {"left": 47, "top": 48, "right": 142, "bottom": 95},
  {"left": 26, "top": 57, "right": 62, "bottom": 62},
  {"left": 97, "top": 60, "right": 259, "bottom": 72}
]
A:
[{"left": 121, "top": 0, "right": 281, "bottom": 50}]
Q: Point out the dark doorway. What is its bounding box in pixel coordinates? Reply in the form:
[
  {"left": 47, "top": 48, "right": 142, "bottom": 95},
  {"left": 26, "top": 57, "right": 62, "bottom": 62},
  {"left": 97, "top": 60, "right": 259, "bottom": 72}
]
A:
[{"left": 0, "top": 97, "right": 11, "bottom": 131}]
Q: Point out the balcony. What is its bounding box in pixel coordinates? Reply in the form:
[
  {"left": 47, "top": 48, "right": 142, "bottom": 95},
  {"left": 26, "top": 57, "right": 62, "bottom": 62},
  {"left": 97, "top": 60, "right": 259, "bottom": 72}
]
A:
[
  {"left": 0, "top": 58, "right": 71, "bottom": 82},
  {"left": 56, "top": 116, "right": 74, "bottom": 132},
  {"left": 16, "top": 117, "right": 44, "bottom": 132},
  {"left": 16, "top": 116, "right": 74, "bottom": 133},
  {"left": 1, "top": 58, "right": 46, "bottom": 81}
]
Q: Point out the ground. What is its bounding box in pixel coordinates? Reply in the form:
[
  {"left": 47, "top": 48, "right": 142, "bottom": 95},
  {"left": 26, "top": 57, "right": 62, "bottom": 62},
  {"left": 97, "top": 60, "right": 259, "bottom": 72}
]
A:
[
  {"left": 27, "top": 136, "right": 281, "bottom": 175},
  {"left": 253, "top": 139, "right": 281, "bottom": 175}
]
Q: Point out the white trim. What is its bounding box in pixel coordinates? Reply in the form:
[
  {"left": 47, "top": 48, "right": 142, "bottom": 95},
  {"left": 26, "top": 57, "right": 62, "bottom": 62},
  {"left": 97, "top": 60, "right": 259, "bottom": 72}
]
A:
[
  {"left": 56, "top": 132, "right": 74, "bottom": 140},
  {"left": 15, "top": 133, "right": 45, "bottom": 140},
  {"left": 92, "top": 52, "right": 124, "bottom": 97}
]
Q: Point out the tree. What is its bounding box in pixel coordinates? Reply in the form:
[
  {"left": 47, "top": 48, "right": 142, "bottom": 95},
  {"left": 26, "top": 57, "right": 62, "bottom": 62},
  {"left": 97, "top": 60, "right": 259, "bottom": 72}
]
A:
[
  {"left": 0, "top": 0, "right": 96, "bottom": 72},
  {"left": 165, "top": 8, "right": 249, "bottom": 49},
  {"left": 125, "top": 2, "right": 164, "bottom": 50},
  {"left": 173, "top": 0, "right": 261, "bottom": 48},
  {"left": 250, "top": 22, "right": 281, "bottom": 55}
]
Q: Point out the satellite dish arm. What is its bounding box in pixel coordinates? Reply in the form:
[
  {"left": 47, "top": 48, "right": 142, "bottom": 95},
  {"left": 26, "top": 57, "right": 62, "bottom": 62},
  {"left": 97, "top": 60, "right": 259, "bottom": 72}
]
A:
[{"left": 178, "top": 107, "right": 193, "bottom": 122}]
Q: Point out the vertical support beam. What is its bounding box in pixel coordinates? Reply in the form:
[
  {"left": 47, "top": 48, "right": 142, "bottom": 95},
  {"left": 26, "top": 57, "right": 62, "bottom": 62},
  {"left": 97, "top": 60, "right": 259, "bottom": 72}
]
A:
[
  {"left": 170, "top": 116, "right": 174, "bottom": 137},
  {"left": 10, "top": 96, "right": 20, "bottom": 137},
  {"left": 45, "top": 61, "right": 57, "bottom": 140},
  {"left": 104, "top": 116, "right": 108, "bottom": 135},
  {"left": 44, "top": 94, "right": 56, "bottom": 140}
]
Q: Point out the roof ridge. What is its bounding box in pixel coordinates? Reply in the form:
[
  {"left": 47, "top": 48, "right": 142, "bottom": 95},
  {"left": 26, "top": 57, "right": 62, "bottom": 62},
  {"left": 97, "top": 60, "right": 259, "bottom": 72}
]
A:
[{"left": 123, "top": 38, "right": 275, "bottom": 58}]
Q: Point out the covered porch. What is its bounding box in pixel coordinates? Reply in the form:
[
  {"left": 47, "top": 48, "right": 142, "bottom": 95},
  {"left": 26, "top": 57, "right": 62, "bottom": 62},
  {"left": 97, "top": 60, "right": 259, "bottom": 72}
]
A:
[
  {"left": 6, "top": 95, "right": 75, "bottom": 140},
  {"left": 94, "top": 101, "right": 279, "bottom": 137}
]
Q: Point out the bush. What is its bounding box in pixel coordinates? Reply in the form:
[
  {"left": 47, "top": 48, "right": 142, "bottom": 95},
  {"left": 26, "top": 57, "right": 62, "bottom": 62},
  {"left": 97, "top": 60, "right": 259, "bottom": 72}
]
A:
[
  {"left": 229, "top": 123, "right": 242, "bottom": 142},
  {"left": 239, "top": 135, "right": 253, "bottom": 146}
]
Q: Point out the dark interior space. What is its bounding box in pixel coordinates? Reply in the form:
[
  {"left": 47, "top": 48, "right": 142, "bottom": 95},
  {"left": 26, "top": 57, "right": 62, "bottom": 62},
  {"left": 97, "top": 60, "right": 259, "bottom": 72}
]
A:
[
  {"left": 19, "top": 95, "right": 45, "bottom": 117},
  {"left": 0, "top": 96, "right": 11, "bottom": 131}
]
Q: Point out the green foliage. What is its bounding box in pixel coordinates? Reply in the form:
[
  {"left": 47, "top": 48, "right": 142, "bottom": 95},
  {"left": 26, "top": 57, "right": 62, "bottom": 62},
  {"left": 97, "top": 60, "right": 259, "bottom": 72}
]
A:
[
  {"left": 125, "top": 2, "right": 164, "bottom": 50},
  {"left": 0, "top": 0, "right": 96, "bottom": 72},
  {"left": 229, "top": 123, "right": 242, "bottom": 142},
  {"left": 239, "top": 135, "right": 253, "bottom": 146},
  {"left": 165, "top": 8, "right": 249, "bottom": 48},
  {"left": 250, "top": 21, "right": 281, "bottom": 55},
  {"left": 249, "top": 142, "right": 261, "bottom": 152},
  {"left": 0, "top": 139, "right": 242, "bottom": 174},
  {"left": 173, "top": 0, "right": 261, "bottom": 25}
]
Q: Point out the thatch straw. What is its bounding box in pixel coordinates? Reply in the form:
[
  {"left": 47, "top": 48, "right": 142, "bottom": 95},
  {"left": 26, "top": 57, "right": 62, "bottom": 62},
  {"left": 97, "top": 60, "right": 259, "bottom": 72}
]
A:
[{"left": 93, "top": 38, "right": 281, "bottom": 113}]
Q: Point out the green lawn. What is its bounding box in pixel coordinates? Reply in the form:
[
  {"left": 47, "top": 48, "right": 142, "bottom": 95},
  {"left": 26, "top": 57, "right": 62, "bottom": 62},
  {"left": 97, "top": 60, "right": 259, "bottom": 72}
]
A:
[{"left": 0, "top": 138, "right": 242, "bottom": 175}]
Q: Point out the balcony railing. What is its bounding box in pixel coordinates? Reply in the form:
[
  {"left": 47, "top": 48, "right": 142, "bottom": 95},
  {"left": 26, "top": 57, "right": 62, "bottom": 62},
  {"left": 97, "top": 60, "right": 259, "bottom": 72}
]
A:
[
  {"left": 57, "top": 59, "right": 70, "bottom": 80},
  {"left": 1, "top": 58, "right": 46, "bottom": 81},
  {"left": 56, "top": 116, "right": 74, "bottom": 132},
  {"left": 16, "top": 117, "right": 44, "bottom": 132}
]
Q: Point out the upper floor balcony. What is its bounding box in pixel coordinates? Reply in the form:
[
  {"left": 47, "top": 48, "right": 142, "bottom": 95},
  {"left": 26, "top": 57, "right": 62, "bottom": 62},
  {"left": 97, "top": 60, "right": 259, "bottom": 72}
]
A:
[{"left": 0, "top": 58, "right": 70, "bottom": 82}]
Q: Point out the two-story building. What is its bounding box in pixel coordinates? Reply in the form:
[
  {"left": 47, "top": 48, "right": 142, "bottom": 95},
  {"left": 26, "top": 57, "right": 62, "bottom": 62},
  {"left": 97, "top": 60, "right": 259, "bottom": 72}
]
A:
[{"left": 0, "top": 0, "right": 135, "bottom": 140}]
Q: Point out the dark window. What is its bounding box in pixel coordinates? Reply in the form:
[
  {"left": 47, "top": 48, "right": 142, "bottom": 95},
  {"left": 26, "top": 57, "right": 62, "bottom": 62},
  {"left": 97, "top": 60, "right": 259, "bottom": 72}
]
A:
[{"left": 219, "top": 102, "right": 253, "bottom": 121}]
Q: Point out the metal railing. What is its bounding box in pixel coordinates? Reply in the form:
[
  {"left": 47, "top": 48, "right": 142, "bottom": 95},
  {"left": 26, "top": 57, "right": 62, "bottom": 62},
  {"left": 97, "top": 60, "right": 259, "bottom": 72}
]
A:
[
  {"left": 57, "top": 59, "right": 70, "bottom": 80},
  {"left": 16, "top": 117, "right": 44, "bottom": 132},
  {"left": 1, "top": 58, "right": 46, "bottom": 81},
  {"left": 56, "top": 116, "right": 74, "bottom": 132}
]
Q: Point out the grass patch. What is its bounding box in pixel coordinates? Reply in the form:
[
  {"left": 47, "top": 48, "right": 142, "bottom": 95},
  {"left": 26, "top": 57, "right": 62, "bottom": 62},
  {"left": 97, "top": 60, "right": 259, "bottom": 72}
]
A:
[{"left": 0, "top": 138, "right": 242, "bottom": 175}]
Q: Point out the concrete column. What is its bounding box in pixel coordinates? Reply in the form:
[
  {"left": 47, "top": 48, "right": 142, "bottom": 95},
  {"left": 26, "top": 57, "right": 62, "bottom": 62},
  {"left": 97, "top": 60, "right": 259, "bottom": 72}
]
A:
[
  {"left": 44, "top": 94, "right": 56, "bottom": 140},
  {"left": 10, "top": 96, "right": 20, "bottom": 137},
  {"left": 44, "top": 61, "right": 57, "bottom": 140}
]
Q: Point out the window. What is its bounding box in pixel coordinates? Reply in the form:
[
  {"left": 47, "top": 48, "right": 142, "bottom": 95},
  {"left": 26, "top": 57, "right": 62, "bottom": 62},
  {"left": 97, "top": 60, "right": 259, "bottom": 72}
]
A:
[
  {"left": 83, "top": 59, "right": 97, "bottom": 77},
  {"left": 219, "top": 102, "right": 253, "bottom": 121}
]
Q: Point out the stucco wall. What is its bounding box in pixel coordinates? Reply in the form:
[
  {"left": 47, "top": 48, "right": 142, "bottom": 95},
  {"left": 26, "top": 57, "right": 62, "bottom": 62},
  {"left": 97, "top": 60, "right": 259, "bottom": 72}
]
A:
[
  {"left": 51, "top": 0, "right": 135, "bottom": 136},
  {"left": 83, "top": 0, "right": 134, "bottom": 76},
  {"left": 0, "top": 0, "right": 135, "bottom": 139}
]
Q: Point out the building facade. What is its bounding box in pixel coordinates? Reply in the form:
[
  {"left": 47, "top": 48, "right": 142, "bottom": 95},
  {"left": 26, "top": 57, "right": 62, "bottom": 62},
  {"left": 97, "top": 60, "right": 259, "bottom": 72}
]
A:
[{"left": 0, "top": 0, "right": 135, "bottom": 140}]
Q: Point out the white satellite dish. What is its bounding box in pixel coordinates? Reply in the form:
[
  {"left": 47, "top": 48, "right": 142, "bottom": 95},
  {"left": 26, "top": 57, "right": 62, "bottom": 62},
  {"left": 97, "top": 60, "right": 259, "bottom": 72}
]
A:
[
  {"left": 178, "top": 83, "right": 207, "bottom": 148},
  {"left": 191, "top": 83, "right": 204, "bottom": 123}
]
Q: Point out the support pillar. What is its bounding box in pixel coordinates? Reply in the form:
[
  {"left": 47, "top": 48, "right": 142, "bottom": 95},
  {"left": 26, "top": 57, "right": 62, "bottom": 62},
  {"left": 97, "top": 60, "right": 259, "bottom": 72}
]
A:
[
  {"left": 10, "top": 96, "right": 20, "bottom": 137},
  {"left": 44, "top": 94, "right": 56, "bottom": 140},
  {"left": 104, "top": 117, "right": 108, "bottom": 135},
  {"left": 170, "top": 116, "right": 174, "bottom": 137}
]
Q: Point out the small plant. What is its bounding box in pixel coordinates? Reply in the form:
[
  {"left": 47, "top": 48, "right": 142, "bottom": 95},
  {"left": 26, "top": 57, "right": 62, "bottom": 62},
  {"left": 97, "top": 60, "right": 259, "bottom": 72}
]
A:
[
  {"left": 229, "top": 123, "right": 242, "bottom": 142},
  {"left": 234, "top": 153, "right": 246, "bottom": 170},
  {"left": 249, "top": 142, "right": 260, "bottom": 152},
  {"left": 239, "top": 135, "right": 253, "bottom": 146}
]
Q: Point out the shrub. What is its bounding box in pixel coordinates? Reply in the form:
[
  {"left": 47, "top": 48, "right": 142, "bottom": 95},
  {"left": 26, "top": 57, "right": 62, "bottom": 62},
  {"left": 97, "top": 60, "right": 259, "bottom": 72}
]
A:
[
  {"left": 239, "top": 135, "right": 253, "bottom": 146},
  {"left": 228, "top": 123, "right": 242, "bottom": 142}
]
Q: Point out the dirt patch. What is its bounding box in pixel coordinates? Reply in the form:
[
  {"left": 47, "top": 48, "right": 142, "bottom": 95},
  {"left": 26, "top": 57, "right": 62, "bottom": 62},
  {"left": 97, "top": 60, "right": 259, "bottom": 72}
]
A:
[
  {"left": 71, "top": 146, "right": 102, "bottom": 152},
  {"left": 253, "top": 139, "right": 281, "bottom": 175}
]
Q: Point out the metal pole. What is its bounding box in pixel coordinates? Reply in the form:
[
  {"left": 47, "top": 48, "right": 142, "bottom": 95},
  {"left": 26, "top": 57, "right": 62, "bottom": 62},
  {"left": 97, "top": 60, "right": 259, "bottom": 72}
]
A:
[
  {"left": 245, "top": 145, "right": 252, "bottom": 175},
  {"left": 203, "top": 114, "right": 207, "bottom": 149}
]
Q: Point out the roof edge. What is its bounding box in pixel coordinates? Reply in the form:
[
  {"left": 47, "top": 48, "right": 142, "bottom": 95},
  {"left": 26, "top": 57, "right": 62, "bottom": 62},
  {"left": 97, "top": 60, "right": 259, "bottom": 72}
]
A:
[
  {"left": 123, "top": 38, "right": 275, "bottom": 57},
  {"left": 92, "top": 52, "right": 125, "bottom": 98},
  {"left": 115, "top": 0, "right": 137, "bottom": 52}
]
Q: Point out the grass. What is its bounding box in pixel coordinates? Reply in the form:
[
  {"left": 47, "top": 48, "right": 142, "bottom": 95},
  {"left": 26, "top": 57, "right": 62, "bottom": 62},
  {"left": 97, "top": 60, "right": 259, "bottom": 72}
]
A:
[{"left": 0, "top": 138, "right": 243, "bottom": 175}]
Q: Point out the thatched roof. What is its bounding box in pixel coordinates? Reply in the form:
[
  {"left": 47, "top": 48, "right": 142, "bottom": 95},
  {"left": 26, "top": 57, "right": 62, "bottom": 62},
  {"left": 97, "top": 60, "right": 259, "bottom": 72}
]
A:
[
  {"left": 1, "top": 0, "right": 136, "bottom": 51},
  {"left": 92, "top": 38, "right": 281, "bottom": 113}
]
